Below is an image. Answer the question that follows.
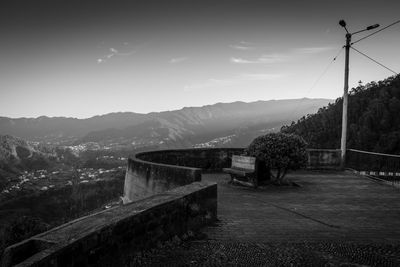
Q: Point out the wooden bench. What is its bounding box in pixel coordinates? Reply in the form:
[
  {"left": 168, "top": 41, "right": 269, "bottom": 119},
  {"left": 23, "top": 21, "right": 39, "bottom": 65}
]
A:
[{"left": 223, "top": 155, "right": 258, "bottom": 187}]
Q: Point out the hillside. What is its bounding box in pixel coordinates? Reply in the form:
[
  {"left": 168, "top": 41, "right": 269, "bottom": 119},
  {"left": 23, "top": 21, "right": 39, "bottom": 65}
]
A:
[
  {"left": 0, "top": 135, "right": 82, "bottom": 191},
  {"left": 0, "top": 135, "right": 58, "bottom": 170},
  {"left": 1, "top": 135, "right": 50, "bottom": 189},
  {"left": 282, "top": 75, "right": 400, "bottom": 154},
  {"left": 0, "top": 99, "right": 331, "bottom": 148}
]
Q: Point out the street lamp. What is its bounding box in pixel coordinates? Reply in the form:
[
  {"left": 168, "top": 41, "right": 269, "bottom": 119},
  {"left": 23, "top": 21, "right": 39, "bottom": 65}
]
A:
[{"left": 339, "top": 20, "right": 379, "bottom": 168}]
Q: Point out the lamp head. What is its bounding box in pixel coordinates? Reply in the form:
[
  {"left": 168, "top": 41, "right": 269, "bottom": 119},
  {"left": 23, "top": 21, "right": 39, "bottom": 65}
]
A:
[
  {"left": 339, "top": 20, "right": 347, "bottom": 28},
  {"left": 366, "top": 24, "right": 380, "bottom": 30}
]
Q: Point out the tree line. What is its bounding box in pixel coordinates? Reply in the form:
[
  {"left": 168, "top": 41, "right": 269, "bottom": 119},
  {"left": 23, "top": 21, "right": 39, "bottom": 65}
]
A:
[{"left": 282, "top": 74, "right": 400, "bottom": 155}]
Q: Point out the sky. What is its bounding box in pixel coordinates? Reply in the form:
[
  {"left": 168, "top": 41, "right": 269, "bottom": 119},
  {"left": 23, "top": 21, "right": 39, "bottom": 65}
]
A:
[{"left": 0, "top": 0, "right": 399, "bottom": 118}]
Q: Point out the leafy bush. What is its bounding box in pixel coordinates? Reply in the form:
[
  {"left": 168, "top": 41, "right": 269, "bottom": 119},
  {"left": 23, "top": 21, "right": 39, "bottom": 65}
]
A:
[{"left": 246, "top": 133, "right": 308, "bottom": 184}]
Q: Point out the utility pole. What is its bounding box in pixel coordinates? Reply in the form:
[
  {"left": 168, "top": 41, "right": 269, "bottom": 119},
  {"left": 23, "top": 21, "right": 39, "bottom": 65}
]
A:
[
  {"left": 338, "top": 20, "right": 379, "bottom": 169},
  {"left": 340, "top": 33, "right": 351, "bottom": 168}
]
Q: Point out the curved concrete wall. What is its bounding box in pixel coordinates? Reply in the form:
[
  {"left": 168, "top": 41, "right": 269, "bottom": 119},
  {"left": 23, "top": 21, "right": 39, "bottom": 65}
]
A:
[
  {"left": 123, "top": 148, "right": 244, "bottom": 203},
  {"left": 136, "top": 148, "right": 245, "bottom": 170},
  {"left": 123, "top": 156, "right": 202, "bottom": 203}
]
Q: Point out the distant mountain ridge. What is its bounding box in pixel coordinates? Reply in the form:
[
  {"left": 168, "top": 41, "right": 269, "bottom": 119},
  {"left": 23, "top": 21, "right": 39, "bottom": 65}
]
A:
[
  {"left": 0, "top": 99, "right": 332, "bottom": 146},
  {"left": 0, "top": 112, "right": 148, "bottom": 144}
]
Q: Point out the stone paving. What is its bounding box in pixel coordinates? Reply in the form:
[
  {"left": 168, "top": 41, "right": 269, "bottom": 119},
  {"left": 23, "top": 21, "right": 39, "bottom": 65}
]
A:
[
  {"left": 133, "top": 171, "right": 400, "bottom": 266},
  {"left": 203, "top": 171, "right": 400, "bottom": 243}
]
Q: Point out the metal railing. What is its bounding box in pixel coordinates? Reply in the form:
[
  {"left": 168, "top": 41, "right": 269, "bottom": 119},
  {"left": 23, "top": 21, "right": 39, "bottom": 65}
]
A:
[{"left": 346, "top": 149, "right": 400, "bottom": 185}]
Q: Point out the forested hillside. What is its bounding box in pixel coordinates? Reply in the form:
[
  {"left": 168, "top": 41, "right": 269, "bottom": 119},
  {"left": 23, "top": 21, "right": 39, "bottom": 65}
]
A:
[{"left": 282, "top": 75, "right": 400, "bottom": 154}]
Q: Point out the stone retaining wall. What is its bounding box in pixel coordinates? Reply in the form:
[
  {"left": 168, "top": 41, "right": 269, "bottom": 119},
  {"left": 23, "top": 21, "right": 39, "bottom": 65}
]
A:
[{"left": 1, "top": 182, "right": 217, "bottom": 267}]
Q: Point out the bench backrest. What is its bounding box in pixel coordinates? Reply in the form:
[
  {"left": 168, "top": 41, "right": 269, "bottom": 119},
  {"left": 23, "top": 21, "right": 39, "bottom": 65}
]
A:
[{"left": 231, "top": 155, "right": 256, "bottom": 170}]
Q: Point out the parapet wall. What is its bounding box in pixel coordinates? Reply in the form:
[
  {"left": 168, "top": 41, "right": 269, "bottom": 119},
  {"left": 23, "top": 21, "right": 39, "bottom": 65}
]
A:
[
  {"left": 136, "top": 148, "right": 245, "bottom": 170},
  {"left": 1, "top": 182, "right": 217, "bottom": 267},
  {"left": 307, "top": 149, "right": 341, "bottom": 169},
  {"left": 138, "top": 148, "right": 340, "bottom": 170},
  {"left": 123, "top": 148, "right": 243, "bottom": 203},
  {"left": 123, "top": 156, "right": 202, "bottom": 203}
]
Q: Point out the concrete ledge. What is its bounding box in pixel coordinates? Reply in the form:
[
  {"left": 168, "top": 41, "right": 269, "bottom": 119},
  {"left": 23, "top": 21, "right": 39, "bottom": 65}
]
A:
[
  {"left": 123, "top": 155, "right": 202, "bottom": 203},
  {"left": 136, "top": 148, "right": 341, "bottom": 171},
  {"left": 123, "top": 148, "right": 243, "bottom": 203},
  {"left": 1, "top": 182, "right": 217, "bottom": 267},
  {"left": 136, "top": 148, "right": 245, "bottom": 171}
]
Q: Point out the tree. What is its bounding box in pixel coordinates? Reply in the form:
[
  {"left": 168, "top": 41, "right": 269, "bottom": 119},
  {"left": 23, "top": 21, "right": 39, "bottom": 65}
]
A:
[
  {"left": 282, "top": 74, "right": 400, "bottom": 154},
  {"left": 246, "top": 133, "right": 308, "bottom": 184}
]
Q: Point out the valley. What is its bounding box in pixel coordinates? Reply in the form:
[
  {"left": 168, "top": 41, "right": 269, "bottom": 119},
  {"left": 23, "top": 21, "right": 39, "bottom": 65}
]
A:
[{"left": 0, "top": 98, "right": 332, "bottom": 256}]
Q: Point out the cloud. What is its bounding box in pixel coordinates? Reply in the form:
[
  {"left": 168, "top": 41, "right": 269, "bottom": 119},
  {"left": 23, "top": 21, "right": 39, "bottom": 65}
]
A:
[
  {"left": 97, "top": 46, "right": 136, "bottom": 63},
  {"left": 170, "top": 57, "right": 188, "bottom": 64},
  {"left": 184, "top": 73, "right": 284, "bottom": 91},
  {"left": 294, "top": 47, "right": 333, "bottom": 54},
  {"left": 230, "top": 45, "right": 254, "bottom": 50},
  {"left": 230, "top": 53, "right": 289, "bottom": 64},
  {"left": 229, "top": 41, "right": 256, "bottom": 50},
  {"left": 240, "top": 41, "right": 254, "bottom": 45},
  {"left": 229, "top": 47, "right": 332, "bottom": 65},
  {"left": 230, "top": 57, "right": 254, "bottom": 64}
]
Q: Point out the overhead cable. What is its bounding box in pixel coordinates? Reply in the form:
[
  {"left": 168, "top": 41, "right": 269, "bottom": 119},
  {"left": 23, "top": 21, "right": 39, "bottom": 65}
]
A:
[
  {"left": 350, "top": 46, "right": 398, "bottom": 75},
  {"left": 352, "top": 19, "right": 400, "bottom": 45}
]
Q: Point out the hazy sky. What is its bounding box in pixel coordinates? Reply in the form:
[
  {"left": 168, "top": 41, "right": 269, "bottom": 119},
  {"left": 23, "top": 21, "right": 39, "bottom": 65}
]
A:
[{"left": 1, "top": 0, "right": 399, "bottom": 118}]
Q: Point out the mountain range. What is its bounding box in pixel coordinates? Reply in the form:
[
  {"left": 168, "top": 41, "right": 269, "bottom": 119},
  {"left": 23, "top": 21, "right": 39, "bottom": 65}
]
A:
[
  {"left": 0, "top": 98, "right": 332, "bottom": 148},
  {"left": 0, "top": 98, "right": 333, "bottom": 190}
]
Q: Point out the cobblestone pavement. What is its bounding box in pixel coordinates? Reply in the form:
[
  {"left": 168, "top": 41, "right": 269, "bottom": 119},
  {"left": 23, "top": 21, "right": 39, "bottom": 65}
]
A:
[
  {"left": 133, "top": 171, "right": 400, "bottom": 266},
  {"left": 203, "top": 171, "right": 400, "bottom": 243},
  {"left": 132, "top": 241, "right": 400, "bottom": 266}
]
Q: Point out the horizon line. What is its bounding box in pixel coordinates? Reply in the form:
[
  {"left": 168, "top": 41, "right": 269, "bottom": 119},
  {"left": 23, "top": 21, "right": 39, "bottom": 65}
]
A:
[{"left": 0, "top": 97, "right": 334, "bottom": 120}]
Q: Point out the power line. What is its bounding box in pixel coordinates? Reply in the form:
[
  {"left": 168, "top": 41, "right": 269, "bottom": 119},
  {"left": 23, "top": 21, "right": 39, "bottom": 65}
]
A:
[
  {"left": 352, "top": 19, "right": 400, "bottom": 45},
  {"left": 350, "top": 46, "right": 398, "bottom": 75},
  {"left": 288, "top": 47, "right": 344, "bottom": 118},
  {"left": 307, "top": 47, "right": 344, "bottom": 93}
]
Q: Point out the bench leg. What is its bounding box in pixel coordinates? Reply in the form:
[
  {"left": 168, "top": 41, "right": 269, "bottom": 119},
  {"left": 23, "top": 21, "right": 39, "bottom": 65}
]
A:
[
  {"left": 251, "top": 175, "right": 258, "bottom": 188},
  {"left": 229, "top": 174, "right": 235, "bottom": 183}
]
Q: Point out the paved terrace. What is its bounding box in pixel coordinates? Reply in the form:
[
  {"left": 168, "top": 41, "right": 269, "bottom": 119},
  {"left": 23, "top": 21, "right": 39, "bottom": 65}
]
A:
[{"left": 135, "top": 171, "right": 400, "bottom": 266}]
